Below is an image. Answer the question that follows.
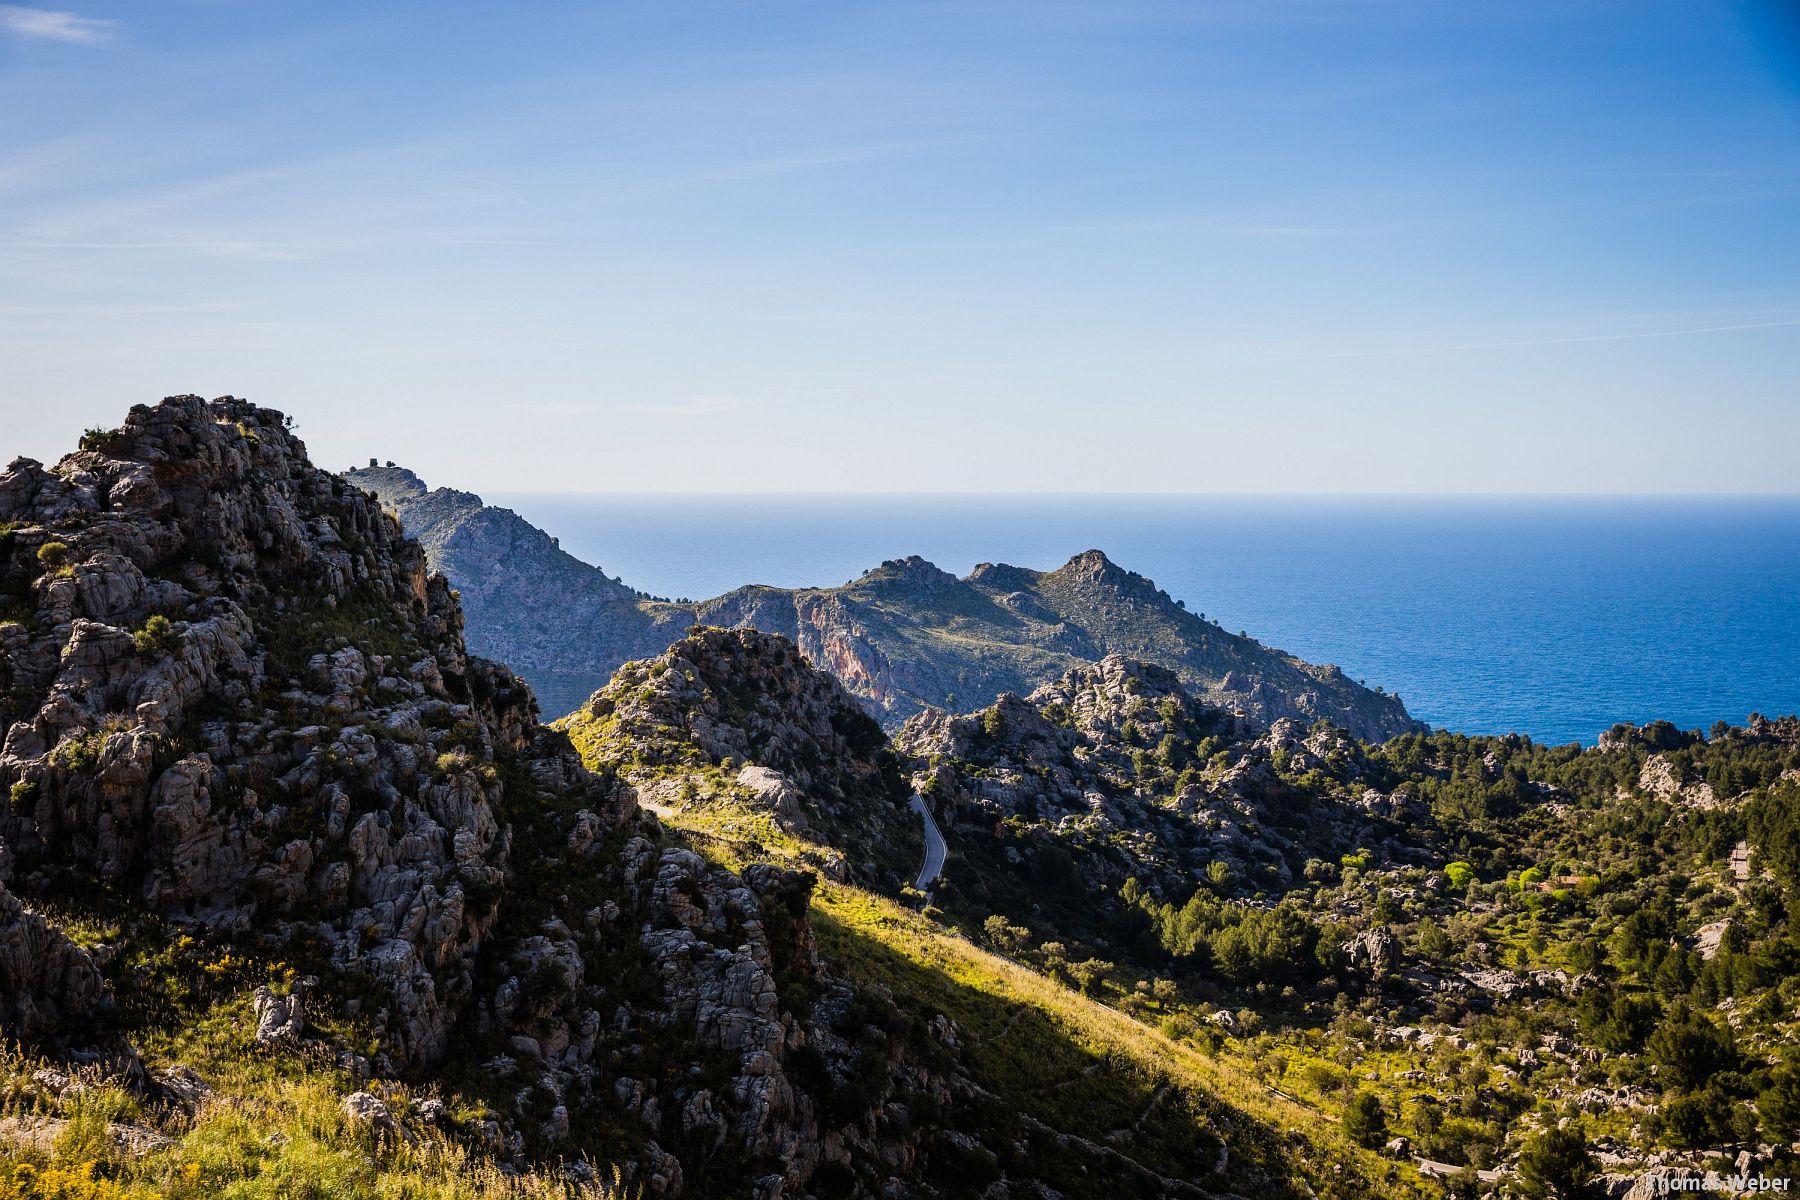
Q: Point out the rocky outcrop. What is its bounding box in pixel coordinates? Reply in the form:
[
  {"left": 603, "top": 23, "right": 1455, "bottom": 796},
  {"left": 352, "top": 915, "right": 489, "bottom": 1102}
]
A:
[
  {"left": 0, "top": 398, "right": 525, "bottom": 1067},
  {"left": 1341, "top": 927, "right": 1398, "bottom": 977},
  {"left": 252, "top": 983, "right": 306, "bottom": 1045},
  {"left": 349, "top": 467, "right": 1424, "bottom": 739},
  {"left": 559, "top": 627, "right": 917, "bottom": 881},
  {"left": 897, "top": 655, "right": 1421, "bottom": 915}
]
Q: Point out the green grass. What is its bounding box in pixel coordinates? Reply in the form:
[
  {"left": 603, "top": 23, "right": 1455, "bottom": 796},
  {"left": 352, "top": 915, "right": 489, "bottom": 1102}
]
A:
[{"left": 0, "top": 998, "right": 627, "bottom": 1200}]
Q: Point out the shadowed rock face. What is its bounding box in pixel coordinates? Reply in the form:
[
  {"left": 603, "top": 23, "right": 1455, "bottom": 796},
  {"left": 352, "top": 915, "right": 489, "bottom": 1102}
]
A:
[
  {"left": 348, "top": 467, "right": 1425, "bottom": 740},
  {"left": 0, "top": 874, "right": 107, "bottom": 1040}
]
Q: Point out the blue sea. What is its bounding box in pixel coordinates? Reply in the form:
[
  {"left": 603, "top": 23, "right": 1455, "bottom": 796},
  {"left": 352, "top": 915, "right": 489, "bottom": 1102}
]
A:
[{"left": 489, "top": 494, "right": 1800, "bottom": 747}]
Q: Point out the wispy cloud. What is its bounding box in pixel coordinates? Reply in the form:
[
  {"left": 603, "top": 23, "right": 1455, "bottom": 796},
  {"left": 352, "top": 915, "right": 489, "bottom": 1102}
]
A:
[
  {"left": 504, "top": 396, "right": 748, "bottom": 420},
  {"left": 0, "top": 5, "right": 116, "bottom": 44}
]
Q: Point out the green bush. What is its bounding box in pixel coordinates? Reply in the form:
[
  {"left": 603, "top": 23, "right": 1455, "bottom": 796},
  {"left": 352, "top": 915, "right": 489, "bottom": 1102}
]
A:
[
  {"left": 78, "top": 427, "right": 125, "bottom": 454},
  {"left": 132, "top": 614, "right": 181, "bottom": 656},
  {"left": 1645, "top": 1010, "right": 1737, "bottom": 1089},
  {"left": 35, "top": 542, "right": 69, "bottom": 572},
  {"left": 1760, "top": 1067, "right": 1800, "bottom": 1141}
]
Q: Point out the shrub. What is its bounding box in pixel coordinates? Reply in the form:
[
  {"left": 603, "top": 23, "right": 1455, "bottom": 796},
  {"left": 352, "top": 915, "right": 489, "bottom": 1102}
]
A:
[
  {"left": 78, "top": 427, "right": 125, "bottom": 455},
  {"left": 50, "top": 732, "right": 104, "bottom": 773},
  {"left": 1656, "top": 1088, "right": 1741, "bottom": 1149},
  {"left": 35, "top": 542, "right": 69, "bottom": 572},
  {"left": 1761, "top": 1067, "right": 1800, "bottom": 1141},
  {"left": 132, "top": 614, "right": 181, "bottom": 656},
  {"left": 1646, "top": 1010, "right": 1737, "bottom": 1089}
]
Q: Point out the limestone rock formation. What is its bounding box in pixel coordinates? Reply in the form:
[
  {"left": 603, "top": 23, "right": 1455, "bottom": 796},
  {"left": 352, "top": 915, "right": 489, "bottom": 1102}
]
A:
[
  {"left": 0, "top": 871, "right": 108, "bottom": 1041},
  {"left": 896, "top": 655, "right": 1425, "bottom": 923},
  {"left": 0, "top": 397, "right": 530, "bottom": 1065},
  {"left": 559, "top": 626, "right": 918, "bottom": 881}
]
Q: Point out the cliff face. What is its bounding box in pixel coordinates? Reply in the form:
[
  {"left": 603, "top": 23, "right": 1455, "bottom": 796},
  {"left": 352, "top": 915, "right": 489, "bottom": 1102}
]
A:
[
  {"left": 345, "top": 467, "right": 692, "bottom": 718},
  {"left": 348, "top": 468, "right": 1424, "bottom": 740}
]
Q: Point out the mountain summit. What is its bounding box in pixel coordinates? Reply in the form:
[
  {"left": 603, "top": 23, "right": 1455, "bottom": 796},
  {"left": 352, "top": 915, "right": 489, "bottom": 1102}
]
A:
[{"left": 346, "top": 466, "right": 1423, "bottom": 739}]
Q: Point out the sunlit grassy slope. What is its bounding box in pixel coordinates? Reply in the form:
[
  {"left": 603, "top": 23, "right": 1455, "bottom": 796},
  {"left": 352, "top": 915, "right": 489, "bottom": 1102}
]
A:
[
  {"left": 0, "top": 991, "right": 616, "bottom": 1200},
  {"left": 648, "top": 791, "right": 1432, "bottom": 1199}
]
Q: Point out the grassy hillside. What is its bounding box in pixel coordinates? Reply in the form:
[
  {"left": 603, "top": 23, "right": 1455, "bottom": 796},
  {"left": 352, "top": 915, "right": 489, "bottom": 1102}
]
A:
[
  {"left": 0, "top": 973, "right": 615, "bottom": 1200},
  {"left": 634, "top": 785, "right": 1433, "bottom": 1199}
]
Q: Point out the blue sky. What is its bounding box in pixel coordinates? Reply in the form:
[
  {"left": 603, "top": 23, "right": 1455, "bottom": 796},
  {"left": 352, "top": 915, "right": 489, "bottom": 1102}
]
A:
[{"left": 1, "top": 1, "right": 1796, "bottom": 492}]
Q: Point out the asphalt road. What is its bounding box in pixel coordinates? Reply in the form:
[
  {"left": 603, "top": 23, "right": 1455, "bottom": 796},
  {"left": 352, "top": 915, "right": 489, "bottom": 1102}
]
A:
[{"left": 909, "top": 795, "right": 946, "bottom": 889}]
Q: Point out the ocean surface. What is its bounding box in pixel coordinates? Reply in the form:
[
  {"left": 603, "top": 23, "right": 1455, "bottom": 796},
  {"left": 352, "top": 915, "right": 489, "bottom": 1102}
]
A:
[{"left": 488, "top": 494, "right": 1800, "bottom": 746}]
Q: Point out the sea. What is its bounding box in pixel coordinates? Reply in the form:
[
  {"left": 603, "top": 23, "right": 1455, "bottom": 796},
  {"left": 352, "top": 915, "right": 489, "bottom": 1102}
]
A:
[{"left": 488, "top": 494, "right": 1800, "bottom": 747}]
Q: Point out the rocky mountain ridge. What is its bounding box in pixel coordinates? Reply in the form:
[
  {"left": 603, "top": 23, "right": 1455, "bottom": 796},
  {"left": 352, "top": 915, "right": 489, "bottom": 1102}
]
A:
[{"left": 346, "top": 465, "right": 1422, "bottom": 740}]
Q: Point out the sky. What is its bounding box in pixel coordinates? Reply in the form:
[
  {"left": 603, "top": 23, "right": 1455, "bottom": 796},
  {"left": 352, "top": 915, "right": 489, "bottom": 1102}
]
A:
[{"left": 0, "top": 1, "right": 1797, "bottom": 494}]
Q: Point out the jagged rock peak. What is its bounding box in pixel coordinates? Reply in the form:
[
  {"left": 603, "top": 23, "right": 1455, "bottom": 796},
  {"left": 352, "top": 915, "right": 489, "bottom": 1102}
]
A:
[
  {"left": 1051, "top": 547, "right": 1153, "bottom": 590},
  {"left": 1031, "top": 653, "right": 1193, "bottom": 708},
  {"left": 573, "top": 625, "right": 887, "bottom": 775}
]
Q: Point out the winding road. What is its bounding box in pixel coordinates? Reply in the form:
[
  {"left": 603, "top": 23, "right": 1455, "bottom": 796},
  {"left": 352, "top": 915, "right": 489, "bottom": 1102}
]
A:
[{"left": 909, "top": 795, "right": 947, "bottom": 889}]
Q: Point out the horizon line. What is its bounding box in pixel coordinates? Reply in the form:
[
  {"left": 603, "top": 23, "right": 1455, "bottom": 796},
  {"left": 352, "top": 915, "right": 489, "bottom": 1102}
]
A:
[{"left": 471, "top": 488, "right": 1800, "bottom": 501}]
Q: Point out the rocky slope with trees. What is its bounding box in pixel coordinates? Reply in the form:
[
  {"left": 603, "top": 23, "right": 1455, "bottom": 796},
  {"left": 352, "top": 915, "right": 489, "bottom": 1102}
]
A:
[{"left": 895, "top": 661, "right": 1800, "bottom": 1194}]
